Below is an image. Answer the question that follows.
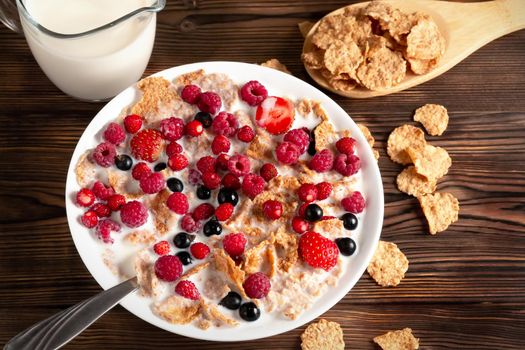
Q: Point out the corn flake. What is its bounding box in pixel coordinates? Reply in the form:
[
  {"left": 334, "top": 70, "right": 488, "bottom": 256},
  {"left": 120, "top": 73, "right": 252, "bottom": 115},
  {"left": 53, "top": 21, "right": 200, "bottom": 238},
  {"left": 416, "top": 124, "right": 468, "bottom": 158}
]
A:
[
  {"left": 387, "top": 125, "right": 426, "bottom": 165},
  {"left": 260, "top": 58, "right": 291, "bottom": 75},
  {"left": 367, "top": 241, "right": 409, "bottom": 287},
  {"left": 396, "top": 166, "right": 436, "bottom": 197},
  {"left": 301, "top": 319, "right": 345, "bottom": 350},
  {"left": 413, "top": 104, "right": 449, "bottom": 136},
  {"left": 374, "top": 328, "right": 420, "bottom": 350},
  {"left": 407, "top": 145, "right": 451, "bottom": 180},
  {"left": 418, "top": 192, "right": 459, "bottom": 234}
]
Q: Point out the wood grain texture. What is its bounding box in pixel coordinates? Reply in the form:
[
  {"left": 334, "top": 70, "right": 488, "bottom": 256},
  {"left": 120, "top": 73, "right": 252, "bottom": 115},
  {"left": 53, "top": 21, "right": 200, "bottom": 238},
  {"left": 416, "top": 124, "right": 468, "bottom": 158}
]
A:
[{"left": 1, "top": 0, "right": 524, "bottom": 349}]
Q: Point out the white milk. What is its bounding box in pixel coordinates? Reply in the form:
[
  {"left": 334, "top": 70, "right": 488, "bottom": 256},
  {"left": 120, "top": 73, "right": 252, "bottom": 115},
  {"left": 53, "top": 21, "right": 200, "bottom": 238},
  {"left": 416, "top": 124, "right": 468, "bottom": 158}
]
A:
[{"left": 20, "top": 0, "right": 157, "bottom": 101}]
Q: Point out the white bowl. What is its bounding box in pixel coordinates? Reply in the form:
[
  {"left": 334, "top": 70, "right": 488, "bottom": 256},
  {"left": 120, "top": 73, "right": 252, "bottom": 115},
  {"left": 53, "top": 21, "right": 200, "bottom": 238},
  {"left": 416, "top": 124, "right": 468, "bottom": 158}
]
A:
[{"left": 65, "top": 61, "right": 383, "bottom": 341}]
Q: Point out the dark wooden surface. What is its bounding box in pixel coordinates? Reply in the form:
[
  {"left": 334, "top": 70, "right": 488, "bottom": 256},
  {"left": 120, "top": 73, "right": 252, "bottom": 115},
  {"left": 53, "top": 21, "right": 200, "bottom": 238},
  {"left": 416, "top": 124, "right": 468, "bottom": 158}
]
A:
[{"left": 1, "top": 1, "right": 525, "bottom": 349}]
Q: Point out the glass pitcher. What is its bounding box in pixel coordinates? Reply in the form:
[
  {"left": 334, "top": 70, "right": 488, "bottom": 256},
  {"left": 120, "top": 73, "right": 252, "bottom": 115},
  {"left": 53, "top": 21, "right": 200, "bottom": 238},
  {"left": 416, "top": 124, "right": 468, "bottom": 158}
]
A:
[{"left": 0, "top": 0, "right": 166, "bottom": 101}]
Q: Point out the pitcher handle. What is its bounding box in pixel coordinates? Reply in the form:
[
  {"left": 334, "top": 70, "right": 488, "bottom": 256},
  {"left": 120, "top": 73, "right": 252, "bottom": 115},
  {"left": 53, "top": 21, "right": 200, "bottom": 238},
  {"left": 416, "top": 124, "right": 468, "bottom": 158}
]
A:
[{"left": 0, "top": 0, "right": 21, "bottom": 33}]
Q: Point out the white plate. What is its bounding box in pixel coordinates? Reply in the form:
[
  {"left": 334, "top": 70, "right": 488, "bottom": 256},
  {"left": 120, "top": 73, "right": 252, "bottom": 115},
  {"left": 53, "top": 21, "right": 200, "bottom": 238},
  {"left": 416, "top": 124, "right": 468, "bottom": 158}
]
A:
[{"left": 65, "top": 61, "right": 383, "bottom": 342}]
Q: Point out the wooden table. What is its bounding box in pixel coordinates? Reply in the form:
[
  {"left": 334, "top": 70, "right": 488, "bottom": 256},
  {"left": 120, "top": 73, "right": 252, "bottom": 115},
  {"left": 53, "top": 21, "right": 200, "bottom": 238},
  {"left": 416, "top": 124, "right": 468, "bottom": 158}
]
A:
[{"left": 1, "top": 1, "right": 524, "bottom": 349}]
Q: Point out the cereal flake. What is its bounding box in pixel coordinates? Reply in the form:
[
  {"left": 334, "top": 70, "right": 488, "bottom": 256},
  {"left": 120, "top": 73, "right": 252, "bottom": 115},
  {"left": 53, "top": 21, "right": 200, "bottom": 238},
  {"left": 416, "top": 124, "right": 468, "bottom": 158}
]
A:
[
  {"left": 418, "top": 192, "right": 459, "bottom": 234},
  {"left": 367, "top": 241, "right": 409, "bottom": 287},
  {"left": 407, "top": 145, "right": 451, "bottom": 180},
  {"left": 301, "top": 319, "right": 345, "bottom": 350},
  {"left": 387, "top": 125, "right": 426, "bottom": 165},
  {"left": 374, "top": 328, "right": 420, "bottom": 350},
  {"left": 413, "top": 104, "right": 449, "bottom": 136}
]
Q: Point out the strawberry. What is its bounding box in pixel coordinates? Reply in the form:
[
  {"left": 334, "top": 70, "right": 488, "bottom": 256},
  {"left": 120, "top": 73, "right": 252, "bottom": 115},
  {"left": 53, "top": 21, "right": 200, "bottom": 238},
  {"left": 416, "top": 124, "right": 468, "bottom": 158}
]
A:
[
  {"left": 298, "top": 231, "right": 339, "bottom": 271},
  {"left": 130, "top": 129, "right": 163, "bottom": 162},
  {"left": 255, "top": 96, "right": 294, "bottom": 135}
]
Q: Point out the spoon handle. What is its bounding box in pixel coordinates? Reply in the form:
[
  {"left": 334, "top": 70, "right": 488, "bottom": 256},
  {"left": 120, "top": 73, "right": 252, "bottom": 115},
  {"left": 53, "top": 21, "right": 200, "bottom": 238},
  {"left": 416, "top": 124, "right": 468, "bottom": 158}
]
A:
[{"left": 4, "top": 277, "right": 138, "bottom": 350}]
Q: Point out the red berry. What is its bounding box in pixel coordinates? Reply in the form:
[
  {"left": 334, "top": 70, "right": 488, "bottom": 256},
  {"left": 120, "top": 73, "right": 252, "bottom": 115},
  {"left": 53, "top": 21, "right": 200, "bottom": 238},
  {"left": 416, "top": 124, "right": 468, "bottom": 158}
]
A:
[
  {"left": 240, "top": 80, "right": 268, "bottom": 106},
  {"left": 95, "top": 219, "right": 121, "bottom": 244},
  {"left": 167, "top": 192, "right": 189, "bottom": 214},
  {"left": 130, "top": 129, "right": 163, "bottom": 162},
  {"left": 197, "top": 91, "right": 222, "bottom": 115},
  {"left": 91, "top": 203, "right": 111, "bottom": 218},
  {"left": 92, "top": 142, "right": 116, "bottom": 167},
  {"left": 139, "top": 172, "right": 166, "bottom": 194},
  {"left": 181, "top": 84, "right": 202, "bottom": 105},
  {"left": 187, "top": 169, "right": 202, "bottom": 186},
  {"left": 221, "top": 173, "right": 241, "bottom": 190},
  {"left": 76, "top": 188, "right": 95, "bottom": 207},
  {"left": 276, "top": 141, "right": 301, "bottom": 165},
  {"left": 212, "top": 111, "right": 238, "bottom": 137},
  {"left": 196, "top": 156, "right": 217, "bottom": 174},
  {"left": 107, "top": 194, "right": 126, "bottom": 211},
  {"left": 292, "top": 216, "right": 310, "bottom": 234},
  {"left": 237, "top": 125, "right": 255, "bottom": 143},
  {"left": 316, "top": 182, "right": 332, "bottom": 200},
  {"left": 120, "top": 200, "right": 148, "bottom": 228},
  {"left": 154, "top": 255, "right": 183, "bottom": 281},
  {"left": 333, "top": 154, "right": 361, "bottom": 176},
  {"left": 211, "top": 135, "right": 231, "bottom": 155},
  {"left": 124, "top": 114, "right": 142, "bottom": 134},
  {"left": 202, "top": 172, "right": 221, "bottom": 190},
  {"left": 159, "top": 117, "right": 184, "bottom": 142},
  {"left": 181, "top": 214, "right": 201, "bottom": 233},
  {"left": 284, "top": 128, "right": 310, "bottom": 154},
  {"left": 243, "top": 272, "right": 271, "bottom": 299},
  {"left": 262, "top": 200, "right": 283, "bottom": 220},
  {"left": 299, "top": 231, "right": 339, "bottom": 271},
  {"left": 168, "top": 153, "right": 189, "bottom": 171},
  {"left": 336, "top": 137, "right": 357, "bottom": 155},
  {"left": 91, "top": 181, "right": 114, "bottom": 200},
  {"left": 227, "top": 154, "right": 251, "bottom": 177},
  {"left": 175, "top": 280, "right": 200, "bottom": 300},
  {"left": 153, "top": 240, "right": 170, "bottom": 256},
  {"left": 165, "top": 142, "right": 183, "bottom": 157},
  {"left": 185, "top": 120, "right": 204, "bottom": 137},
  {"left": 297, "top": 183, "right": 318, "bottom": 202},
  {"left": 259, "top": 163, "right": 278, "bottom": 182},
  {"left": 81, "top": 210, "right": 99, "bottom": 228},
  {"left": 255, "top": 96, "right": 294, "bottom": 135},
  {"left": 103, "top": 122, "right": 126, "bottom": 145},
  {"left": 215, "top": 203, "right": 234, "bottom": 221},
  {"left": 131, "top": 162, "right": 151, "bottom": 180},
  {"left": 215, "top": 153, "right": 230, "bottom": 171},
  {"left": 222, "top": 232, "right": 247, "bottom": 257},
  {"left": 309, "top": 149, "right": 334, "bottom": 173},
  {"left": 298, "top": 202, "right": 309, "bottom": 218},
  {"left": 242, "top": 173, "right": 265, "bottom": 199},
  {"left": 190, "top": 242, "right": 210, "bottom": 259},
  {"left": 341, "top": 191, "right": 365, "bottom": 213},
  {"left": 192, "top": 203, "right": 215, "bottom": 221}
]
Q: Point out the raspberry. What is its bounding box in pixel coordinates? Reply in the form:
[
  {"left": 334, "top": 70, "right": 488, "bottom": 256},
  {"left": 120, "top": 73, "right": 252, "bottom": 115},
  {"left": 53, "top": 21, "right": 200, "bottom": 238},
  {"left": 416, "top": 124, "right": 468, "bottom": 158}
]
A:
[
  {"left": 297, "top": 183, "right": 318, "bottom": 202},
  {"left": 154, "top": 255, "right": 183, "bottom": 281},
  {"left": 298, "top": 202, "right": 309, "bottom": 218},
  {"left": 153, "top": 240, "right": 170, "bottom": 256},
  {"left": 299, "top": 231, "right": 339, "bottom": 271},
  {"left": 316, "top": 182, "right": 332, "bottom": 200},
  {"left": 240, "top": 80, "right": 268, "bottom": 106},
  {"left": 120, "top": 200, "right": 148, "bottom": 228},
  {"left": 181, "top": 214, "right": 201, "bottom": 233},
  {"left": 190, "top": 242, "right": 210, "bottom": 259},
  {"left": 195, "top": 156, "right": 215, "bottom": 174},
  {"left": 131, "top": 162, "right": 151, "bottom": 180},
  {"left": 167, "top": 192, "right": 189, "bottom": 214},
  {"left": 237, "top": 125, "right": 255, "bottom": 143},
  {"left": 263, "top": 200, "right": 283, "bottom": 220},
  {"left": 309, "top": 149, "right": 334, "bottom": 172},
  {"left": 292, "top": 216, "right": 310, "bottom": 234},
  {"left": 341, "top": 191, "right": 365, "bottom": 213},
  {"left": 165, "top": 142, "right": 183, "bottom": 157},
  {"left": 159, "top": 117, "right": 184, "bottom": 141},
  {"left": 212, "top": 111, "right": 238, "bottom": 137},
  {"left": 107, "top": 194, "right": 126, "bottom": 211},
  {"left": 130, "top": 129, "right": 163, "bottom": 162},
  {"left": 81, "top": 210, "right": 98, "bottom": 228},
  {"left": 222, "top": 232, "right": 247, "bottom": 257},
  {"left": 284, "top": 128, "right": 310, "bottom": 154},
  {"left": 202, "top": 172, "right": 221, "bottom": 190},
  {"left": 336, "top": 137, "right": 357, "bottom": 155},
  {"left": 188, "top": 169, "right": 202, "bottom": 186},
  {"left": 211, "top": 135, "right": 231, "bottom": 155},
  {"left": 175, "top": 280, "right": 200, "bottom": 300},
  {"left": 168, "top": 153, "right": 189, "bottom": 171},
  {"left": 215, "top": 203, "right": 234, "bottom": 221},
  {"left": 197, "top": 91, "right": 222, "bottom": 115},
  {"left": 139, "top": 172, "right": 166, "bottom": 194},
  {"left": 227, "top": 154, "right": 251, "bottom": 177},
  {"left": 91, "top": 181, "right": 114, "bottom": 200},
  {"left": 259, "top": 163, "right": 278, "bottom": 182},
  {"left": 215, "top": 153, "right": 230, "bottom": 171},
  {"left": 180, "top": 84, "right": 202, "bottom": 104},
  {"left": 103, "top": 122, "right": 126, "bottom": 145},
  {"left": 243, "top": 272, "right": 271, "bottom": 299},
  {"left": 95, "top": 219, "right": 121, "bottom": 244},
  {"left": 92, "top": 142, "right": 116, "bottom": 167},
  {"left": 192, "top": 203, "right": 215, "bottom": 221},
  {"left": 76, "top": 188, "right": 95, "bottom": 207},
  {"left": 185, "top": 120, "right": 204, "bottom": 137},
  {"left": 275, "top": 141, "right": 301, "bottom": 165},
  {"left": 242, "top": 173, "right": 265, "bottom": 199},
  {"left": 124, "top": 114, "right": 142, "bottom": 134},
  {"left": 333, "top": 154, "right": 361, "bottom": 176},
  {"left": 91, "top": 203, "right": 111, "bottom": 217},
  {"left": 221, "top": 173, "right": 241, "bottom": 190}
]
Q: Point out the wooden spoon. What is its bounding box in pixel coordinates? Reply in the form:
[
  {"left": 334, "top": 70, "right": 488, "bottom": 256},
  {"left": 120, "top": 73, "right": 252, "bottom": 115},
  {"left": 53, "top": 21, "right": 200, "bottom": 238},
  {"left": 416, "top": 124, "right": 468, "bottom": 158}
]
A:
[{"left": 302, "top": 0, "right": 525, "bottom": 98}]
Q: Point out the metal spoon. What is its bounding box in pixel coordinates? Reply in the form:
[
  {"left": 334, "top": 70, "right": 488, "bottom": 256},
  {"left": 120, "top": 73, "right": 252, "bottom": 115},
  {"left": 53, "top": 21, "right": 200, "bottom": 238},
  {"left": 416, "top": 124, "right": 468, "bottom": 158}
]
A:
[{"left": 4, "top": 277, "right": 137, "bottom": 350}]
